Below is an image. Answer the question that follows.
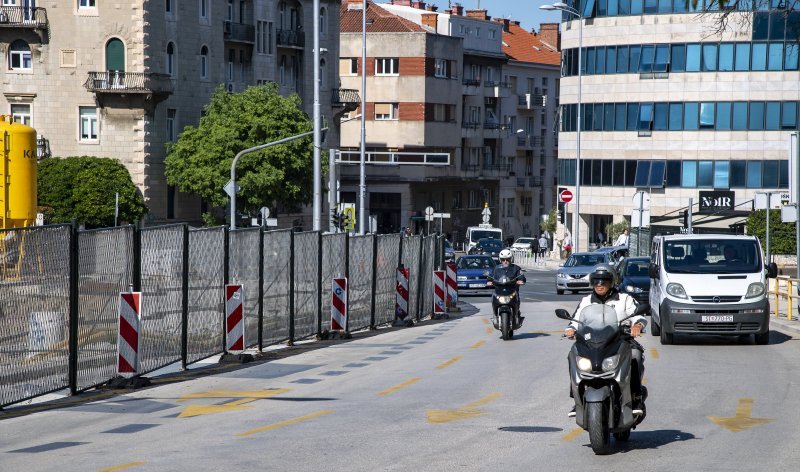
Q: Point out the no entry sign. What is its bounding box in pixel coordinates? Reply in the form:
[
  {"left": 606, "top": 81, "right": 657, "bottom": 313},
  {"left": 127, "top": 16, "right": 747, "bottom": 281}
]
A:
[{"left": 559, "top": 189, "right": 574, "bottom": 203}]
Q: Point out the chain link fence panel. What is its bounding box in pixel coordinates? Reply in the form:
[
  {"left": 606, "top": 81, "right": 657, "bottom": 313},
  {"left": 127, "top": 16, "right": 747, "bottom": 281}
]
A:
[
  {"left": 187, "top": 227, "right": 225, "bottom": 364},
  {"left": 263, "top": 229, "right": 291, "bottom": 346},
  {"left": 348, "top": 235, "right": 374, "bottom": 331},
  {"left": 75, "top": 226, "right": 134, "bottom": 392},
  {"left": 320, "top": 233, "right": 346, "bottom": 333},
  {"left": 401, "top": 236, "right": 421, "bottom": 321},
  {"left": 0, "top": 225, "right": 71, "bottom": 407},
  {"left": 293, "top": 231, "right": 320, "bottom": 340},
  {"left": 629, "top": 227, "right": 653, "bottom": 258},
  {"left": 138, "top": 225, "right": 184, "bottom": 374},
  {"left": 375, "top": 234, "right": 401, "bottom": 326},
  {"left": 229, "top": 228, "right": 261, "bottom": 349},
  {"left": 418, "top": 235, "right": 436, "bottom": 320}
]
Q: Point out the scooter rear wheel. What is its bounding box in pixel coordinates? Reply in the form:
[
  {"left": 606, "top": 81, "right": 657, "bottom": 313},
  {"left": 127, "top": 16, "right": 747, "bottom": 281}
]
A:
[{"left": 587, "top": 402, "right": 611, "bottom": 455}]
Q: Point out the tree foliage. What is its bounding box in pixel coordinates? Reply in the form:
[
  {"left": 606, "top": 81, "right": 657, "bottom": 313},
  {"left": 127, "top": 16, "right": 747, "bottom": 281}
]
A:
[
  {"left": 38, "top": 156, "right": 147, "bottom": 227},
  {"left": 746, "top": 209, "right": 796, "bottom": 255},
  {"left": 542, "top": 207, "right": 558, "bottom": 234},
  {"left": 165, "top": 83, "right": 314, "bottom": 217},
  {"left": 605, "top": 221, "right": 629, "bottom": 245}
]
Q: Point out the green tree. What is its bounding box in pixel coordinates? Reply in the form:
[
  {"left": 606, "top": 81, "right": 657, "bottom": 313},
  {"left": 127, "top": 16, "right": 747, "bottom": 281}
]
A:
[
  {"left": 542, "top": 207, "right": 558, "bottom": 234},
  {"left": 605, "top": 221, "right": 629, "bottom": 246},
  {"left": 165, "top": 83, "right": 314, "bottom": 220},
  {"left": 746, "top": 209, "right": 796, "bottom": 255},
  {"left": 37, "top": 156, "right": 147, "bottom": 227}
]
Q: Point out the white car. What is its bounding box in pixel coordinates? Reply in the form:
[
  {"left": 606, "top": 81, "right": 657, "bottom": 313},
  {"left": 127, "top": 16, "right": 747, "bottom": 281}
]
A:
[{"left": 511, "top": 237, "right": 537, "bottom": 252}]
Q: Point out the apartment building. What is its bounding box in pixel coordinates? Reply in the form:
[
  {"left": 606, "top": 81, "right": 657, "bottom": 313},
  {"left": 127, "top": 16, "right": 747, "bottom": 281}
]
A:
[
  {"left": 0, "top": 0, "right": 343, "bottom": 225},
  {"left": 557, "top": 2, "right": 797, "bottom": 249},
  {"left": 339, "top": 0, "right": 560, "bottom": 241}
]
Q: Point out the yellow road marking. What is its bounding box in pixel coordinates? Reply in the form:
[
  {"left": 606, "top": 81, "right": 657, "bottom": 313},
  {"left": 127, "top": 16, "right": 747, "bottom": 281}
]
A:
[
  {"left": 426, "top": 392, "right": 503, "bottom": 423},
  {"left": 485, "top": 327, "right": 493, "bottom": 334},
  {"left": 436, "top": 356, "right": 462, "bottom": 369},
  {"left": 649, "top": 347, "right": 660, "bottom": 359},
  {"left": 470, "top": 340, "right": 486, "bottom": 349},
  {"left": 99, "top": 462, "right": 145, "bottom": 472},
  {"left": 483, "top": 318, "right": 490, "bottom": 324},
  {"left": 378, "top": 377, "right": 422, "bottom": 396},
  {"left": 177, "top": 389, "right": 290, "bottom": 402},
  {"left": 708, "top": 398, "right": 774, "bottom": 432},
  {"left": 562, "top": 427, "right": 584, "bottom": 442},
  {"left": 235, "top": 410, "right": 334, "bottom": 437},
  {"left": 179, "top": 398, "right": 257, "bottom": 418}
]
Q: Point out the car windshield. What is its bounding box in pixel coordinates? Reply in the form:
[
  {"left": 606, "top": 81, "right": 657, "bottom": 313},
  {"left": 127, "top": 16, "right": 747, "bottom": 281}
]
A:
[
  {"left": 471, "top": 230, "right": 502, "bottom": 243},
  {"left": 664, "top": 239, "right": 761, "bottom": 274},
  {"left": 515, "top": 238, "right": 534, "bottom": 244},
  {"left": 576, "top": 304, "right": 621, "bottom": 346},
  {"left": 457, "top": 257, "right": 495, "bottom": 269},
  {"left": 623, "top": 259, "right": 650, "bottom": 277},
  {"left": 444, "top": 240, "right": 453, "bottom": 249},
  {"left": 478, "top": 239, "right": 502, "bottom": 250},
  {"left": 565, "top": 254, "right": 607, "bottom": 267}
]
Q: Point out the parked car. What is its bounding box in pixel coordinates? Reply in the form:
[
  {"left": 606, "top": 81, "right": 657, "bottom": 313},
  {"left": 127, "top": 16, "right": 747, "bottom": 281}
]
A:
[
  {"left": 456, "top": 255, "right": 496, "bottom": 295},
  {"left": 555, "top": 252, "right": 614, "bottom": 295},
  {"left": 444, "top": 239, "right": 455, "bottom": 263},
  {"left": 616, "top": 256, "right": 651, "bottom": 304},
  {"left": 593, "top": 244, "right": 629, "bottom": 264},
  {"left": 468, "top": 238, "right": 504, "bottom": 260},
  {"left": 511, "top": 237, "right": 538, "bottom": 253}
]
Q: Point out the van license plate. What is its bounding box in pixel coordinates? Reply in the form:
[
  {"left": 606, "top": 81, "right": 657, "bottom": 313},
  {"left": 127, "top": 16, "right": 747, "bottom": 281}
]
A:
[{"left": 701, "top": 315, "right": 734, "bottom": 323}]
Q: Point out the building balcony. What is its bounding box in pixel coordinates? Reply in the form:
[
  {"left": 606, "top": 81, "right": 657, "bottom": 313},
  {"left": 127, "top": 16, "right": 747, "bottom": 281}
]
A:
[
  {"left": 336, "top": 150, "right": 449, "bottom": 166},
  {"left": 461, "top": 121, "right": 481, "bottom": 139},
  {"left": 277, "top": 28, "right": 305, "bottom": 48},
  {"left": 462, "top": 78, "right": 481, "bottom": 96},
  {"left": 223, "top": 21, "right": 255, "bottom": 44},
  {"left": 331, "top": 88, "right": 360, "bottom": 113},
  {"left": 0, "top": 6, "right": 47, "bottom": 31},
  {"left": 518, "top": 93, "right": 546, "bottom": 110},
  {"left": 84, "top": 71, "right": 174, "bottom": 94},
  {"left": 516, "top": 176, "right": 543, "bottom": 188},
  {"left": 484, "top": 81, "right": 510, "bottom": 98}
]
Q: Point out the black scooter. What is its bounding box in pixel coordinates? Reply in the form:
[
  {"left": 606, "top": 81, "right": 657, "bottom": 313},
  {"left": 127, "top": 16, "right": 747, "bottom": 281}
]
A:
[
  {"left": 488, "top": 274, "right": 523, "bottom": 340},
  {"left": 556, "top": 303, "right": 649, "bottom": 454}
]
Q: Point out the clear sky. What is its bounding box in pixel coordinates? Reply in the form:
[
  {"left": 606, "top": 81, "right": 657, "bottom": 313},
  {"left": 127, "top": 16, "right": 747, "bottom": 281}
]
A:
[{"left": 395, "top": 0, "right": 563, "bottom": 33}]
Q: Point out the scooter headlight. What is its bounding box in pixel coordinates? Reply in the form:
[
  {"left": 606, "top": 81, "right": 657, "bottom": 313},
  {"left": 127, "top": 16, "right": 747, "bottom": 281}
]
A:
[
  {"left": 576, "top": 356, "right": 593, "bottom": 372},
  {"left": 602, "top": 354, "right": 620, "bottom": 372},
  {"left": 625, "top": 285, "right": 643, "bottom": 293},
  {"left": 496, "top": 294, "right": 514, "bottom": 304}
]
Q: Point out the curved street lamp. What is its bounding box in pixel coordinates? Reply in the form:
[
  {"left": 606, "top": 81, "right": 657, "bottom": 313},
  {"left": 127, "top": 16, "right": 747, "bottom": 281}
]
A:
[{"left": 541, "top": 2, "right": 583, "bottom": 253}]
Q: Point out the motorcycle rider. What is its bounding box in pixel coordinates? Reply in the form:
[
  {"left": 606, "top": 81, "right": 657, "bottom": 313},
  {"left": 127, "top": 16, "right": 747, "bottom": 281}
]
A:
[
  {"left": 489, "top": 249, "right": 526, "bottom": 324},
  {"left": 564, "top": 264, "right": 647, "bottom": 417}
]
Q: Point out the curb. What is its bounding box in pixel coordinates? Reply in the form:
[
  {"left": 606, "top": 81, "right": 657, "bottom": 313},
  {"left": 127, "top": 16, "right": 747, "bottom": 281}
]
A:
[{"left": 770, "top": 317, "right": 800, "bottom": 338}]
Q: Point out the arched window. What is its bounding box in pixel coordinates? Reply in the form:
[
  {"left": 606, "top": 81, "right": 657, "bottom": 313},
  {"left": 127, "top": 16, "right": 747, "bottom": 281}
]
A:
[
  {"left": 9, "top": 39, "right": 31, "bottom": 71},
  {"left": 279, "top": 2, "right": 286, "bottom": 29},
  {"left": 319, "top": 58, "right": 326, "bottom": 89},
  {"left": 166, "top": 42, "right": 175, "bottom": 76},
  {"left": 106, "top": 38, "right": 125, "bottom": 72},
  {"left": 319, "top": 7, "right": 326, "bottom": 35},
  {"left": 200, "top": 45, "right": 208, "bottom": 79}
]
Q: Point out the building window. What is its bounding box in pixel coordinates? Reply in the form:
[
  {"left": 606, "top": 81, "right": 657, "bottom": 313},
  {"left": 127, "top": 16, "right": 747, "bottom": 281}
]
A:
[
  {"left": 375, "top": 58, "right": 399, "bottom": 75},
  {"left": 9, "top": 39, "right": 31, "bottom": 71},
  {"left": 228, "top": 49, "right": 235, "bottom": 82},
  {"left": 268, "top": 22, "right": 273, "bottom": 54},
  {"left": 11, "top": 104, "right": 31, "bottom": 126},
  {"left": 167, "top": 108, "right": 177, "bottom": 142},
  {"left": 340, "top": 58, "right": 358, "bottom": 76},
  {"left": 279, "top": 55, "right": 286, "bottom": 85},
  {"left": 200, "top": 46, "right": 208, "bottom": 78},
  {"left": 166, "top": 42, "right": 175, "bottom": 76},
  {"left": 226, "top": 0, "right": 233, "bottom": 21},
  {"left": 79, "top": 0, "right": 96, "bottom": 8},
  {"left": 199, "top": 0, "right": 209, "bottom": 18},
  {"left": 468, "top": 190, "right": 480, "bottom": 208},
  {"left": 375, "top": 103, "right": 398, "bottom": 120},
  {"left": 452, "top": 191, "right": 462, "bottom": 209},
  {"left": 166, "top": 0, "right": 173, "bottom": 14},
  {"left": 319, "top": 7, "right": 327, "bottom": 35},
  {"left": 79, "top": 107, "right": 98, "bottom": 141},
  {"left": 489, "top": 29, "right": 496, "bottom": 39},
  {"left": 319, "top": 59, "right": 326, "bottom": 89},
  {"left": 434, "top": 58, "right": 449, "bottom": 78}
]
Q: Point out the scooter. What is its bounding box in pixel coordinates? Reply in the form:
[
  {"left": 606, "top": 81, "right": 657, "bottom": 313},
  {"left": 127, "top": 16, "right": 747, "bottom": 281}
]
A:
[
  {"left": 488, "top": 274, "right": 523, "bottom": 340},
  {"left": 555, "top": 303, "right": 649, "bottom": 454}
]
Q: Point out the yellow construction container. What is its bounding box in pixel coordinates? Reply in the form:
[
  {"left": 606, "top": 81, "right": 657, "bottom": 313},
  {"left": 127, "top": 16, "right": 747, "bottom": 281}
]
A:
[{"left": 1, "top": 115, "right": 38, "bottom": 229}]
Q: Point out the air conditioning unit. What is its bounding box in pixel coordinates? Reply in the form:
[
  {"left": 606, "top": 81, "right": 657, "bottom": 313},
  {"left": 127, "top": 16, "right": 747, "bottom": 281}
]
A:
[{"left": 226, "top": 82, "right": 234, "bottom": 92}]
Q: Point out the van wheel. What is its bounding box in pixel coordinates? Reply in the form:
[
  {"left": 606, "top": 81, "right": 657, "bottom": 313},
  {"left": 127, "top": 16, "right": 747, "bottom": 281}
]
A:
[
  {"left": 755, "top": 332, "right": 769, "bottom": 345},
  {"left": 557, "top": 289, "right": 564, "bottom": 295},
  {"left": 660, "top": 328, "right": 673, "bottom": 345},
  {"left": 650, "top": 319, "right": 660, "bottom": 336}
]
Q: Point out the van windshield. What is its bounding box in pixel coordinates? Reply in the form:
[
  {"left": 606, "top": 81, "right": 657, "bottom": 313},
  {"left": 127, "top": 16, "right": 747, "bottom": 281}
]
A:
[
  {"left": 470, "top": 230, "right": 501, "bottom": 243},
  {"left": 664, "top": 240, "right": 761, "bottom": 274}
]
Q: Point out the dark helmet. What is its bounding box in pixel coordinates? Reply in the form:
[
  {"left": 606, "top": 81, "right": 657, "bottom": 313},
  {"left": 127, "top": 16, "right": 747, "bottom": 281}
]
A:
[{"left": 590, "top": 264, "right": 617, "bottom": 285}]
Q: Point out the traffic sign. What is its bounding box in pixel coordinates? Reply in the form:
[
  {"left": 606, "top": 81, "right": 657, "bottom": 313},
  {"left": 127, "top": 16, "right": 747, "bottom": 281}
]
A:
[
  {"left": 632, "top": 191, "right": 650, "bottom": 211},
  {"left": 425, "top": 206, "right": 435, "bottom": 222},
  {"left": 223, "top": 180, "right": 240, "bottom": 197},
  {"left": 559, "top": 189, "right": 573, "bottom": 203}
]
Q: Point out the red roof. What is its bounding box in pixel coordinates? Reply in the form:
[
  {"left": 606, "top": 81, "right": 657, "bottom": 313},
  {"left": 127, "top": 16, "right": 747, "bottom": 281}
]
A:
[
  {"left": 501, "top": 22, "right": 560, "bottom": 66},
  {"left": 340, "top": 1, "right": 426, "bottom": 33}
]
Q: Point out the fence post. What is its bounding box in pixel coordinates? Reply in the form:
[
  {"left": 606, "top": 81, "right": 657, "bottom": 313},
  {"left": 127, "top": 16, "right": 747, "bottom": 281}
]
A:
[
  {"left": 258, "top": 227, "right": 265, "bottom": 351},
  {"left": 416, "top": 236, "right": 424, "bottom": 322},
  {"left": 344, "top": 232, "right": 350, "bottom": 333},
  {"left": 223, "top": 227, "right": 230, "bottom": 353},
  {"left": 774, "top": 277, "right": 780, "bottom": 318},
  {"left": 789, "top": 279, "right": 794, "bottom": 322},
  {"left": 133, "top": 221, "right": 141, "bottom": 292},
  {"left": 68, "top": 222, "right": 79, "bottom": 396},
  {"left": 180, "top": 224, "right": 189, "bottom": 370},
  {"left": 288, "top": 230, "right": 295, "bottom": 346},
  {"left": 369, "top": 234, "right": 378, "bottom": 329},
  {"left": 397, "top": 233, "right": 404, "bottom": 268},
  {"left": 316, "top": 231, "right": 323, "bottom": 337}
]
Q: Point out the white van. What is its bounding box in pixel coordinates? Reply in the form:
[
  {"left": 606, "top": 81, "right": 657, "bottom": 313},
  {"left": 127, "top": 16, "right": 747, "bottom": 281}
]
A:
[
  {"left": 465, "top": 225, "right": 503, "bottom": 253},
  {"left": 648, "top": 234, "right": 778, "bottom": 345}
]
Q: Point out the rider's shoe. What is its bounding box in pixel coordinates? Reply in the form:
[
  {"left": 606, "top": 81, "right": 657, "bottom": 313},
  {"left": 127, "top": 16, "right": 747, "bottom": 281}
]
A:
[{"left": 568, "top": 406, "right": 576, "bottom": 418}]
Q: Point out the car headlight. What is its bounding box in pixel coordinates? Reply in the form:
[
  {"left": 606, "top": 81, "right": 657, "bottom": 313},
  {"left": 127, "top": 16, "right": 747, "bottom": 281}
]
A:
[
  {"left": 625, "top": 285, "right": 643, "bottom": 293},
  {"left": 745, "top": 282, "right": 765, "bottom": 298},
  {"left": 666, "top": 282, "right": 688, "bottom": 299},
  {"left": 602, "top": 354, "right": 620, "bottom": 372},
  {"left": 576, "top": 356, "right": 593, "bottom": 372},
  {"left": 496, "top": 295, "right": 514, "bottom": 304},
  {"left": 557, "top": 272, "right": 568, "bottom": 279},
  {"left": 457, "top": 276, "right": 467, "bottom": 281}
]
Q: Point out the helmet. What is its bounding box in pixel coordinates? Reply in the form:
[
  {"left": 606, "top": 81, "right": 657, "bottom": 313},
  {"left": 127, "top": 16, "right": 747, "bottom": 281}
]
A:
[
  {"left": 590, "top": 264, "right": 617, "bottom": 285},
  {"left": 499, "top": 249, "right": 513, "bottom": 261}
]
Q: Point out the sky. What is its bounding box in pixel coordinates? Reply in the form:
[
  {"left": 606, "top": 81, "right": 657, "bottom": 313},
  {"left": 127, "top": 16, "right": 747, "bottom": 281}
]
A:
[{"left": 394, "top": 0, "right": 563, "bottom": 33}]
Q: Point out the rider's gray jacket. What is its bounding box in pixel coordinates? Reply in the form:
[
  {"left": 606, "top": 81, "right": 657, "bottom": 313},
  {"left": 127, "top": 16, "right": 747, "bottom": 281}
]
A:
[{"left": 569, "top": 290, "right": 647, "bottom": 330}]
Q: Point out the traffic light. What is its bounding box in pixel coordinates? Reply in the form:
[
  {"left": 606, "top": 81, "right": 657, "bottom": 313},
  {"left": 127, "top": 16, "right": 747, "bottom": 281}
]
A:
[
  {"left": 682, "top": 210, "right": 689, "bottom": 228},
  {"left": 332, "top": 210, "right": 342, "bottom": 230}
]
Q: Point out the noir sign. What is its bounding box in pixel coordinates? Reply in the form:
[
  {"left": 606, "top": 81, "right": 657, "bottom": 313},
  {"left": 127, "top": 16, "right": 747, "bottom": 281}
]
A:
[{"left": 699, "top": 190, "right": 735, "bottom": 212}]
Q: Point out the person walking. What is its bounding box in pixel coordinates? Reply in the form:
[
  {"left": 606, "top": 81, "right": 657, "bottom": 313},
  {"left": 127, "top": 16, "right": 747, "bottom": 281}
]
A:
[
  {"left": 614, "top": 228, "right": 629, "bottom": 247},
  {"left": 538, "top": 234, "right": 548, "bottom": 262}
]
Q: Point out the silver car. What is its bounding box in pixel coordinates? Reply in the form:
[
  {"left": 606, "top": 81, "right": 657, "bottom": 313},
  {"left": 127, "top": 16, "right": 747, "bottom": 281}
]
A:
[{"left": 555, "top": 252, "right": 613, "bottom": 295}]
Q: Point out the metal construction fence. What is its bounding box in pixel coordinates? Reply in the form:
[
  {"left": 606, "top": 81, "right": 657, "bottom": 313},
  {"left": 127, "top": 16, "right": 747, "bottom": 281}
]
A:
[{"left": 0, "top": 224, "right": 443, "bottom": 408}]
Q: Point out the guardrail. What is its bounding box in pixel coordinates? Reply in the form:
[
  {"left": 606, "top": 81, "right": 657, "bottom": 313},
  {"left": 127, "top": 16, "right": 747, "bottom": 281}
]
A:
[{"left": 770, "top": 275, "right": 800, "bottom": 321}]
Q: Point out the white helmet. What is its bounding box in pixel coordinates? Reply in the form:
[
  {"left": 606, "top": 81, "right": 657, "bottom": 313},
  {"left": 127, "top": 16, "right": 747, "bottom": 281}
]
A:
[{"left": 499, "top": 249, "right": 513, "bottom": 261}]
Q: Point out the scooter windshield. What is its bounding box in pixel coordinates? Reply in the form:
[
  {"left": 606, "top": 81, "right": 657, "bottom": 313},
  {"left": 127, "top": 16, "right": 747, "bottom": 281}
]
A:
[{"left": 575, "top": 304, "right": 620, "bottom": 345}]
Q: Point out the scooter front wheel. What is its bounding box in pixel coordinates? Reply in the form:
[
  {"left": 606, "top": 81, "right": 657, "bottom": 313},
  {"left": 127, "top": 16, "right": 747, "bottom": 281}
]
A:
[
  {"left": 501, "top": 312, "right": 511, "bottom": 340},
  {"left": 587, "top": 402, "right": 611, "bottom": 455}
]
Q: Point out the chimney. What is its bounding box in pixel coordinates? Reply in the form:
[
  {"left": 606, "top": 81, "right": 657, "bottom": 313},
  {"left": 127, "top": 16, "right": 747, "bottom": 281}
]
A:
[
  {"left": 451, "top": 3, "right": 464, "bottom": 15},
  {"left": 539, "top": 23, "right": 561, "bottom": 50},
  {"left": 390, "top": 0, "right": 412, "bottom": 6},
  {"left": 411, "top": 1, "right": 426, "bottom": 9},
  {"left": 421, "top": 12, "right": 437, "bottom": 30},
  {"left": 426, "top": 5, "right": 437, "bottom": 11},
  {"left": 495, "top": 18, "right": 511, "bottom": 32},
  {"left": 466, "top": 10, "right": 489, "bottom": 21},
  {"left": 348, "top": 0, "right": 366, "bottom": 4}
]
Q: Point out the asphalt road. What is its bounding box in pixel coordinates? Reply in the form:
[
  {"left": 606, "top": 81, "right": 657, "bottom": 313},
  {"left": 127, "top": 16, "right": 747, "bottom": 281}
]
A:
[{"left": 2, "top": 269, "right": 800, "bottom": 471}]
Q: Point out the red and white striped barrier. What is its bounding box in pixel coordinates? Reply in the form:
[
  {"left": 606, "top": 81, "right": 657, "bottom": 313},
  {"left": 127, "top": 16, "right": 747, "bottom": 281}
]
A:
[
  {"left": 395, "top": 267, "right": 410, "bottom": 320},
  {"left": 446, "top": 262, "right": 458, "bottom": 308},
  {"left": 225, "top": 284, "right": 244, "bottom": 353},
  {"left": 117, "top": 292, "right": 142, "bottom": 376},
  {"left": 433, "top": 270, "right": 446, "bottom": 314},
  {"left": 331, "top": 278, "right": 348, "bottom": 331}
]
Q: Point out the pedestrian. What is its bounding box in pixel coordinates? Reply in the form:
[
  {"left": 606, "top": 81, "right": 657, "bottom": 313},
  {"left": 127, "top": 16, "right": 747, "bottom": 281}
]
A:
[
  {"left": 538, "top": 234, "right": 548, "bottom": 260},
  {"left": 596, "top": 230, "right": 605, "bottom": 246},
  {"left": 614, "top": 228, "right": 629, "bottom": 247},
  {"left": 562, "top": 233, "right": 572, "bottom": 258}
]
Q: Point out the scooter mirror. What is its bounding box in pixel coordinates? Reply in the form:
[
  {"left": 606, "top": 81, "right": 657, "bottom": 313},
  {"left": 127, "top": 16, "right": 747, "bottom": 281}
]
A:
[{"left": 555, "top": 309, "right": 572, "bottom": 320}]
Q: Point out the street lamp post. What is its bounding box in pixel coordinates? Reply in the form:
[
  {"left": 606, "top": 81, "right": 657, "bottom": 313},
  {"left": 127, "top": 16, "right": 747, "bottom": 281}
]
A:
[{"left": 541, "top": 2, "right": 582, "bottom": 252}]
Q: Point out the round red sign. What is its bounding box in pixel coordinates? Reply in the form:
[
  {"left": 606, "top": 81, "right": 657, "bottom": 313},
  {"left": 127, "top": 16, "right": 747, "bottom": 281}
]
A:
[{"left": 559, "top": 189, "right": 574, "bottom": 203}]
